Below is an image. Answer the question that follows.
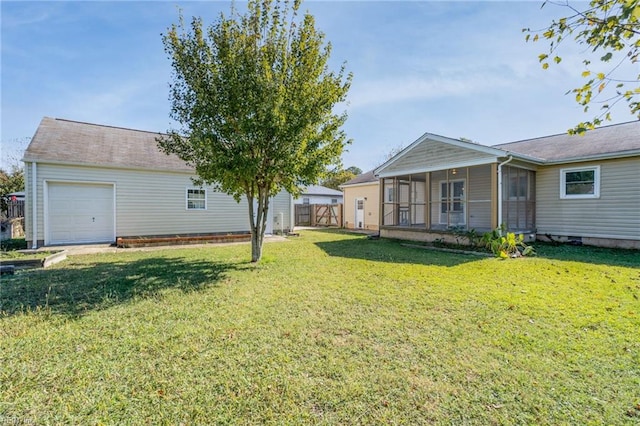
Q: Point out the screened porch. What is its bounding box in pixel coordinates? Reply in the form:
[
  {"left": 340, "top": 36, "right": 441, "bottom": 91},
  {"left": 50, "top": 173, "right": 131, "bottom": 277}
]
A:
[{"left": 380, "top": 164, "right": 535, "bottom": 234}]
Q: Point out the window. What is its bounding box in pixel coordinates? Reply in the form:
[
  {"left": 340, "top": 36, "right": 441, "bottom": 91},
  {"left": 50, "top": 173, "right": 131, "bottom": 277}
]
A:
[
  {"left": 186, "top": 188, "right": 206, "bottom": 210},
  {"left": 387, "top": 187, "right": 394, "bottom": 202},
  {"left": 560, "top": 166, "right": 600, "bottom": 199},
  {"left": 331, "top": 198, "right": 338, "bottom": 204},
  {"left": 509, "top": 175, "right": 529, "bottom": 199},
  {"left": 302, "top": 197, "right": 310, "bottom": 205}
]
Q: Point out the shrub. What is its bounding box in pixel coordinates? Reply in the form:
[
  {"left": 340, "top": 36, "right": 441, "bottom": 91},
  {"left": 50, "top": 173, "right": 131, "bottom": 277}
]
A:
[
  {"left": 1, "top": 237, "right": 27, "bottom": 251},
  {"left": 481, "top": 227, "right": 535, "bottom": 258}
]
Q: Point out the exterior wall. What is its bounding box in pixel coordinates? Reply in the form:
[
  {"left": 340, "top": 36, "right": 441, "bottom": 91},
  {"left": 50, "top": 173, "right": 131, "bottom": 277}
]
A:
[
  {"left": 25, "top": 162, "right": 292, "bottom": 245},
  {"left": 23, "top": 162, "right": 35, "bottom": 245},
  {"left": 342, "top": 182, "right": 380, "bottom": 231},
  {"left": 468, "top": 165, "right": 493, "bottom": 230},
  {"left": 293, "top": 194, "right": 343, "bottom": 205},
  {"left": 536, "top": 157, "right": 640, "bottom": 244},
  {"left": 271, "top": 192, "right": 293, "bottom": 234}
]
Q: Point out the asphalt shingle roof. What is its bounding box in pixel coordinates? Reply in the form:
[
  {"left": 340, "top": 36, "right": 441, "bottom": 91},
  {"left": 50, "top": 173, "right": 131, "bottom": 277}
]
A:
[
  {"left": 341, "top": 169, "right": 377, "bottom": 186},
  {"left": 493, "top": 120, "right": 640, "bottom": 163},
  {"left": 23, "top": 117, "right": 192, "bottom": 172}
]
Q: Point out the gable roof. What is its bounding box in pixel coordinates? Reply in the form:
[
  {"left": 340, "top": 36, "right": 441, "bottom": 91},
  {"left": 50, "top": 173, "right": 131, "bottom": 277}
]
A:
[
  {"left": 340, "top": 169, "right": 377, "bottom": 187},
  {"left": 493, "top": 120, "right": 640, "bottom": 164},
  {"left": 22, "top": 117, "right": 192, "bottom": 173},
  {"left": 375, "top": 120, "right": 640, "bottom": 177},
  {"left": 375, "top": 132, "right": 514, "bottom": 177},
  {"left": 302, "top": 185, "right": 343, "bottom": 196}
]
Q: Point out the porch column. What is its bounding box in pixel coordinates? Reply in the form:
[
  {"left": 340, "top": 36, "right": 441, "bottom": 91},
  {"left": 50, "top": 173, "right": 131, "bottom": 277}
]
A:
[
  {"left": 425, "top": 172, "right": 431, "bottom": 230},
  {"left": 490, "top": 163, "right": 498, "bottom": 229},
  {"left": 466, "top": 167, "right": 470, "bottom": 227},
  {"left": 378, "top": 178, "right": 384, "bottom": 228}
]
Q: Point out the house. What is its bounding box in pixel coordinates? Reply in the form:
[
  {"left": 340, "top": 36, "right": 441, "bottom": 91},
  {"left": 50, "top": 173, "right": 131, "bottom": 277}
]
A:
[
  {"left": 22, "top": 117, "right": 294, "bottom": 248},
  {"left": 294, "top": 185, "right": 343, "bottom": 205},
  {"left": 374, "top": 121, "right": 640, "bottom": 249},
  {"left": 340, "top": 170, "right": 379, "bottom": 231}
]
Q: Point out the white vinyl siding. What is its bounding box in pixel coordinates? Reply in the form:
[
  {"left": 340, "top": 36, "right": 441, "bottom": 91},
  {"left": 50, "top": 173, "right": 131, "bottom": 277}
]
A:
[
  {"left": 294, "top": 194, "right": 344, "bottom": 205},
  {"left": 537, "top": 158, "right": 640, "bottom": 240},
  {"left": 29, "top": 163, "right": 288, "bottom": 240},
  {"left": 270, "top": 191, "right": 293, "bottom": 232}
]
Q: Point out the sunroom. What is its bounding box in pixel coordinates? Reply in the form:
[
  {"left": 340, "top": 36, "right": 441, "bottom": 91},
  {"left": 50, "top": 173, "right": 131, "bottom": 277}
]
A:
[{"left": 375, "top": 133, "right": 538, "bottom": 243}]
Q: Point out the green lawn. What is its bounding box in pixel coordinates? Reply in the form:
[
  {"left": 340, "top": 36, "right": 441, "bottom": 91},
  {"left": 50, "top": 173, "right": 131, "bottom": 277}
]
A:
[{"left": 1, "top": 230, "right": 639, "bottom": 424}]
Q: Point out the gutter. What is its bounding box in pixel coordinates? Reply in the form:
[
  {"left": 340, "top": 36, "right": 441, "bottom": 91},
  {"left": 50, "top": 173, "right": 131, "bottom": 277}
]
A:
[{"left": 497, "top": 155, "right": 513, "bottom": 232}]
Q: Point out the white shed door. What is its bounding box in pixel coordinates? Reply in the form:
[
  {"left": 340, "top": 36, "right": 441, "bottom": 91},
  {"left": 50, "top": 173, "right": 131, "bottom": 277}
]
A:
[{"left": 48, "top": 182, "right": 114, "bottom": 244}]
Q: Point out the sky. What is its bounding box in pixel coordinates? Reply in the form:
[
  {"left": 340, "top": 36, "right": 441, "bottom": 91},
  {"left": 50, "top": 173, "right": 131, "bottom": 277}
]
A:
[{"left": 2, "top": 0, "right": 638, "bottom": 172}]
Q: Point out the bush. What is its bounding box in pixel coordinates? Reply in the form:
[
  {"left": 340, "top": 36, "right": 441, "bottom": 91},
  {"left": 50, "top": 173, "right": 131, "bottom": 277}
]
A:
[
  {"left": 481, "top": 227, "right": 535, "bottom": 258},
  {"left": 1, "top": 237, "right": 27, "bottom": 251}
]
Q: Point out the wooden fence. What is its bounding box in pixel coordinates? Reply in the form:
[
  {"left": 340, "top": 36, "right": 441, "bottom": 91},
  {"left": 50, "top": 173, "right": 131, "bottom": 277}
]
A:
[
  {"left": 295, "top": 203, "right": 342, "bottom": 227},
  {"left": 3, "top": 200, "right": 24, "bottom": 219}
]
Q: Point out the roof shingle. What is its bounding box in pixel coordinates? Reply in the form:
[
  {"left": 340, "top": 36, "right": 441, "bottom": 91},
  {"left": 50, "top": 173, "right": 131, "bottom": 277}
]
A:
[
  {"left": 493, "top": 120, "right": 640, "bottom": 162},
  {"left": 23, "top": 117, "right": 192, "bottom": 172}
]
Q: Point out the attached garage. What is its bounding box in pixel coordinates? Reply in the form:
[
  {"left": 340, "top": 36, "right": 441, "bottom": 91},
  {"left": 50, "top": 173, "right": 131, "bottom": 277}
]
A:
[{"left": 46, "top": 182, "right": 115, "bottom": 245}]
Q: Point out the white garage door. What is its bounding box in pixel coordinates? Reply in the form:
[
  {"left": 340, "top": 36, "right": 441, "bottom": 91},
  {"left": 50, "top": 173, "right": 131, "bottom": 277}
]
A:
[{"left": 47, "top": 182, "right": 115, "bottom": 245}]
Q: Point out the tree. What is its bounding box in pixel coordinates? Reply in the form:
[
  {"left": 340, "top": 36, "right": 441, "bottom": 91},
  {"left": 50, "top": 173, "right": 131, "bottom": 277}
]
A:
[
  {"left": 0, "top": 166, "right": 24, "bottom": 215},
  {"left": 524, "top": 0, "right": 640, "bottom": 133},
  {"left": 159, "top": 0, "right": 351, "bottom": 262},
  {"left": 321, "top": 165, "right": 362, "bottom": 190}
]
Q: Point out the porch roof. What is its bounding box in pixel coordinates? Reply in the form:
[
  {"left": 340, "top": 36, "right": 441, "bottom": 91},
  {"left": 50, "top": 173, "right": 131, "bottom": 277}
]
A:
[
  {"left": 375, "top": 120, "right": 640, "bottom": 178},
  {"left": 374, "top": 132, "right": 534, "bottom": 178}
]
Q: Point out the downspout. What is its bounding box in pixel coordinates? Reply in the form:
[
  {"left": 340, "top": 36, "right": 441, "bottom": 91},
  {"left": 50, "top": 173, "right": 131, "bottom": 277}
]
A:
[
  {"left": 31, "top": 162, "right": 38, "bottom": 249},
  {"left": 497, "top": 155, "right": 513, "bottom": 233}
]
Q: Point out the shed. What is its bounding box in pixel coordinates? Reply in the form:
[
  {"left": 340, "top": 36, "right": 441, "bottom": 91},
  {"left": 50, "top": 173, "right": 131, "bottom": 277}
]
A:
[{"left": 22, "top": 117, "right": 294, "bottom": 247}]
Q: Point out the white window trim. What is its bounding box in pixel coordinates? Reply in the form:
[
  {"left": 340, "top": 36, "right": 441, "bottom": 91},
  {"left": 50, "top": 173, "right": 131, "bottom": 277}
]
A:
[
  {"left": 560, "top": 165, "right": 600, "bottom": 199},
  {"left": 186, "top": 187, "right": 207, "bottom": 210}
]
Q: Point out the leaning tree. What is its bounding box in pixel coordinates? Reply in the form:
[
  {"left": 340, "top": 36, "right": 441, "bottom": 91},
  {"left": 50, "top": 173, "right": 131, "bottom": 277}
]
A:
[{"left": 159, "top": 0, "right": 352, "bottom": 262}]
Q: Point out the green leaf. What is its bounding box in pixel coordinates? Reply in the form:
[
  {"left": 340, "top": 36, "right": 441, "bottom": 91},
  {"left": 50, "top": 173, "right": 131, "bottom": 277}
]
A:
[{"left": 600, "top": 52, "right": 613, "bottom": 61}]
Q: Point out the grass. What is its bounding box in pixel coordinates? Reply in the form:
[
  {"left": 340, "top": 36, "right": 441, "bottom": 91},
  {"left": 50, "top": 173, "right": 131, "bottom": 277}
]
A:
[
  {"left": 0, "top": 250, "right": 56, "bottom": 260},
  {"left": 1, "top": 229, "right": 639, "bottom": 424}
]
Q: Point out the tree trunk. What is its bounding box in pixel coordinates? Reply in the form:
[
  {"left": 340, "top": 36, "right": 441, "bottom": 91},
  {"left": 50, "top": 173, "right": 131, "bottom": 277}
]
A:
[{"left": 248, "top": 188, "right": 270, "bottom": 263}]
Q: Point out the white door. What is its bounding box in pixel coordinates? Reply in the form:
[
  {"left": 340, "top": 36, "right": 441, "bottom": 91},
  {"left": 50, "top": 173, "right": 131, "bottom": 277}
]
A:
[
  {"left": 47, "top": 182, "right": 115, "bottom": 244},
  {"left": 355, "top": 198, "right": 365, "bottom": 229}
]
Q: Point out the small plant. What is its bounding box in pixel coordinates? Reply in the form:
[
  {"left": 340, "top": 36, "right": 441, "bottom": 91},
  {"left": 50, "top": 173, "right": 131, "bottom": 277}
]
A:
[
  {"left": 481, "top": 227, "right": 535, "bottom": 258},
  {"left": 448, "top": 226, "right": 481, "bottom": 247}
]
